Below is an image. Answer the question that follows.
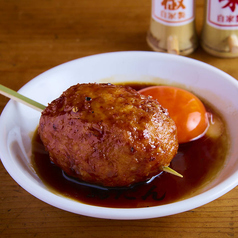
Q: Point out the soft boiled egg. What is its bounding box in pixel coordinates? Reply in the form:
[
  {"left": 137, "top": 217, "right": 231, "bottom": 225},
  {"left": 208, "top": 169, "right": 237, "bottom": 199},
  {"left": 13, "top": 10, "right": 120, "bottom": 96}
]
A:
[{"left": 138, "top": 86, "right": 209, "bottom": 144}]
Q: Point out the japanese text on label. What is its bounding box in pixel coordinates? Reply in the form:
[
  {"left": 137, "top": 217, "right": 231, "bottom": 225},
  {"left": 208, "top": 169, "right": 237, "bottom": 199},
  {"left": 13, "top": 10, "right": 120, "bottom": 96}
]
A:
[
  {"left": 207, "top": 0, "right": 238, "bottom": 29},
  {"left": 152, "top": 0, "right": 194, "bottom": 26}
]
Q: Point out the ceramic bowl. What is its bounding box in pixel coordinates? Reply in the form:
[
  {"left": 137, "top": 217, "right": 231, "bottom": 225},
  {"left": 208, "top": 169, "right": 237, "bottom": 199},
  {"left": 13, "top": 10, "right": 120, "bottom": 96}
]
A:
[{"left": 1, "top": 51, "right": 238, "bottom": 219}]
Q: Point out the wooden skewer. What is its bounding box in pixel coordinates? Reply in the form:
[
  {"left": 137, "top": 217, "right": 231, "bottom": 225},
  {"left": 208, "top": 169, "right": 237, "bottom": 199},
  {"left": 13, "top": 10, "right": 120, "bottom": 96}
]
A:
[
  {"left": 0, "top": 84, "right": 46, "bottom": 112},
  {"left": 0, "top": 84, "right": 183, "bottom": 178},
  {"left": 162, "top": 166, "right": 183, "bottom": 178}
]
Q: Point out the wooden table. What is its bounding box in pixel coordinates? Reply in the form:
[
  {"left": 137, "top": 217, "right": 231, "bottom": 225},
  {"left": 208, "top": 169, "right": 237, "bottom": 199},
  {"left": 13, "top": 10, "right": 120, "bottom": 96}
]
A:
[{"left": 0, "top": 0, "right": 237, "bottom": 237}]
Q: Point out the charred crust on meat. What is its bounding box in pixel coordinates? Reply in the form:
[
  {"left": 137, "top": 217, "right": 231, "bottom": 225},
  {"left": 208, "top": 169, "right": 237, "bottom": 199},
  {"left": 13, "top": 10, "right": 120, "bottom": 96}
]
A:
[
  {"left": 130, "top": 147, "right": 135, "bottom": 153},
  {"left": 85, "top": 97, "right": 92, "bottom": 101}
]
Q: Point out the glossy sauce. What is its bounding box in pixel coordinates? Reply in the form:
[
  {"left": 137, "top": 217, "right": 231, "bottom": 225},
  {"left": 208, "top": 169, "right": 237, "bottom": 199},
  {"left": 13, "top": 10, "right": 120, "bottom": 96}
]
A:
[{"left": 31, "top": 83, "right": 229, "bottom": 208}]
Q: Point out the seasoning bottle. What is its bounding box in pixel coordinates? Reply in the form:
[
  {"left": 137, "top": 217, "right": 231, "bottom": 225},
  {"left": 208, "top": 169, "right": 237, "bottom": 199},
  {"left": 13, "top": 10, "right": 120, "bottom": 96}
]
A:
[
  {"left": 147, "top": 0, "right": 198, "bottom": 55},
  {"left": 201, "top": 0, "right": 238, "bottom": 58}
]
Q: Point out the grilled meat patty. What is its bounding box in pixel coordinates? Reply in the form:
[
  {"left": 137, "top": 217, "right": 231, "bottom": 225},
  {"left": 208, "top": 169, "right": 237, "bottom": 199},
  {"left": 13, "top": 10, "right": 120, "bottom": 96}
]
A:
[{"left": 38, "top": 83, "right": 178, "bottom": 187}]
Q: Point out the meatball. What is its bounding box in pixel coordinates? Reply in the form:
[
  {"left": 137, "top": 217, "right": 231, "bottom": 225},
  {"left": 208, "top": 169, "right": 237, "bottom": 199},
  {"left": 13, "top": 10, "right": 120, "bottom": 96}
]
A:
[{"left": 38, "top": 83, "right": 178, "bottom": 187}]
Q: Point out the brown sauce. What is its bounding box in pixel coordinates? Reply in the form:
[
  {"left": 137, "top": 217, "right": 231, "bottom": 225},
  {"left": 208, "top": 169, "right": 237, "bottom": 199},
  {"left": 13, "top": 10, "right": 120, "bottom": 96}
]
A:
[{"left": 31, "top": 83, "right": 229, "bottom": 208}]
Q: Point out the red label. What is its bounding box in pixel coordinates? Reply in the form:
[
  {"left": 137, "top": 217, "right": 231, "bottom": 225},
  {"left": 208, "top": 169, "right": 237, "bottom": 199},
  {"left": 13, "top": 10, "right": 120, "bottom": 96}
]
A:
[
  {"left": 207, "top": 0, "right": 238, "bottom": 29},
  {"left": 152, "top": 0, "right": 194, "bottom": 26}
]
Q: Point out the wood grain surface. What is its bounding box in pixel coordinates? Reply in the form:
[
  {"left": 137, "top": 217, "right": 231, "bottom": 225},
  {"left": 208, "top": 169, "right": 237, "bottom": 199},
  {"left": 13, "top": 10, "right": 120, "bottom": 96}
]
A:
[{"left": 0, "top": 0, "right": 237, "bottom": 237}]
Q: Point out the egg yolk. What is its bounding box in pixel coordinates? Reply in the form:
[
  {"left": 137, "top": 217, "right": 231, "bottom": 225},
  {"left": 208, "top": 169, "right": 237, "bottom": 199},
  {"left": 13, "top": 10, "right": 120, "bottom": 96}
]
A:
[{"left": 138, "top": 86, "right": 208, "bottom": 144}]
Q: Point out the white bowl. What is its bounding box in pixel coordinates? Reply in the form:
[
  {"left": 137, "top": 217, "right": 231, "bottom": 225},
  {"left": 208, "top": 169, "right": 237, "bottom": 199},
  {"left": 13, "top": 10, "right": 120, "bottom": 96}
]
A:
[{"left": 0, "top": 51, "right": 238, "bottom": 220}]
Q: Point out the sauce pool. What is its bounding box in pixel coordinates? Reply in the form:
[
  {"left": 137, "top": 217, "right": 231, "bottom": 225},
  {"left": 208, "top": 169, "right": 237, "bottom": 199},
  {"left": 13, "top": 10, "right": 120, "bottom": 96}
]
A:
[{"left": 31, "top": 83, "right": 229, "bottom": 208}]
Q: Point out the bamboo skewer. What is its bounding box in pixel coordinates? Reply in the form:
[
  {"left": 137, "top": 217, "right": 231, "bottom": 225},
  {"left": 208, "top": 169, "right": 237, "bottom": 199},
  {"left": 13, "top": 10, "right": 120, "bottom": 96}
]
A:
[
  {"left": 0, "top": 83, "right": 183, "bottom": 178},
  {"left": 0, "top": 84, "right": 46, "bottom": 112},
  {"left": 162, "top": 166, "right": 183, "bottom": 178}
]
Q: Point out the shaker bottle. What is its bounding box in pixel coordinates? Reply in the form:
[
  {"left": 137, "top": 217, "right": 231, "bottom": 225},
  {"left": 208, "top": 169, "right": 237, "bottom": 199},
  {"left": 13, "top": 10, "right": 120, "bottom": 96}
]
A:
[
  {"left": 201, "top": 0, "right": 238, "bottom": 58},
  {"left": 147, "top": 0, "right": 198, "bottom": 55}
]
